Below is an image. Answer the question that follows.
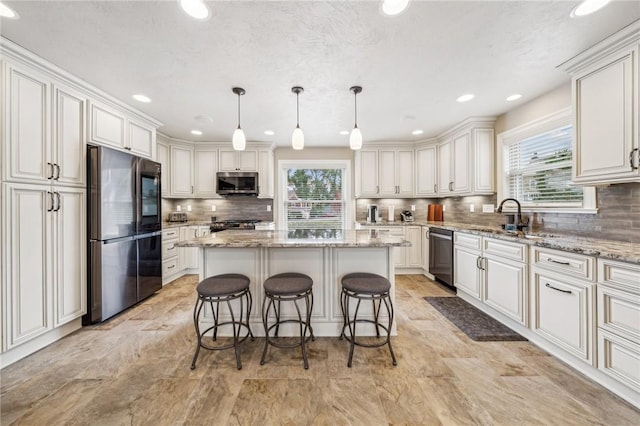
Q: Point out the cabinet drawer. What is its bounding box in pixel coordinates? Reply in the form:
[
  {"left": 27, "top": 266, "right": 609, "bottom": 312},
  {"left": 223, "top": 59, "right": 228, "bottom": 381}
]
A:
[
  {"left": 532, "top": 246, "right": 595, "bottom": 281},
  {"left": 162, "top": 258, "right": 179, "bottom": 276},
  {"left": 598, "top": 259, "right": 640, "bottom": 293},
  {"left": 162, "top": 228, "right": 179, "bottom": 240},
  {"left": 531, "top": 269, "right": 594, "bottom": 363},
  {"left": 598, "top": 285, "right": 640, "bottom": 344},
  {"left": 454, "top": 232, "right": 482, "bottom": 250},
  {"left": 162, "top": 241, "right": 178, "bottom": 259},
  {"left": 372, "top": 226, "right": 405, "bottom": 237},
  {"left": 483, "top": 237, "right": 526, "bottom": 263},
  {"left": 598, "top": 329, "right": 640, "bottom": 393}
]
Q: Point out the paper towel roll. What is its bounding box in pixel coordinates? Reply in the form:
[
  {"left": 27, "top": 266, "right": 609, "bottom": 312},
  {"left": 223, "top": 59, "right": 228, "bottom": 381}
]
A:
[{"left": 388, "top": 205, "right": 395, "bottom": 222}]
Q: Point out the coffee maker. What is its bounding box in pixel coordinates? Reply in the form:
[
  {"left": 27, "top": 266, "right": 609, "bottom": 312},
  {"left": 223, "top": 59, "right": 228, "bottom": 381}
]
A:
[{"left": 367, "top": 204, "right": 380, "bottom": 223}]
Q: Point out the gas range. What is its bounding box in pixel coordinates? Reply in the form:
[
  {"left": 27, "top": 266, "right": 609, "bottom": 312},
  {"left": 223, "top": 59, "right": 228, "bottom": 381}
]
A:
[{"left": 210, "top": 219, "right": 261, "bottom": 233}]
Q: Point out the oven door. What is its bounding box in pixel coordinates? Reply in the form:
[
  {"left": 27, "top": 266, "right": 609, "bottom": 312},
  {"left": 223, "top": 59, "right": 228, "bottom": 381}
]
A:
[{"left": 137, "top": 158, "right": 162, "bottom": 233}]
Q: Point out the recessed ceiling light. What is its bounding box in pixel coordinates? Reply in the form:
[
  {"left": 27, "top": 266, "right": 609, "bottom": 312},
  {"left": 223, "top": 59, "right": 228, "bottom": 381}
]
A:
[
  {"left": 191, "top": 130, "right": 203, "bottom": 136},
  {"left": 570, "top": 0, "right": 611, "bottom": 17},
  {"left": 456, "top": 94, "right": 475, "bottom": 103},
  {"left": 194, "top": 114, "right": 214, "bottom": 124},
  {"left": 340, "top": 130, "right": 350, "bottom": 135},
  {"left": 506, "top": 94, "right": 522, "bottom": 102},
  {"left": 132, "top": 94, "right": 151, "bottom": 103},
  {"left": 264, "top": 130, "right": 275, "bottom": 136},
  {"left": 380, "top": 0, "right": 410, "bottom": 17},
  {"left": 179, "top": 0, "right": 211, "bottom": 20},
  {"left": 412, "top": 130, "right": 424, "bottom": 135},
  {"left": 0, "top": 2, "right": 19, "bottom": 19}
]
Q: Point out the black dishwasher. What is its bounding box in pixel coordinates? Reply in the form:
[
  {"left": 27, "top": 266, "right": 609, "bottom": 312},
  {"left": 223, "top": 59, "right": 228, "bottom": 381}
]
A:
[{"left": 429, "top": 227, "right": 455, "bottom": 290}]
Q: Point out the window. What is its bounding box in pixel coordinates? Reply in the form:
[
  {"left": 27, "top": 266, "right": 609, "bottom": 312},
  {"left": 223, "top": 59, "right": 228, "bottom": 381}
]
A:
[
  {"left": 279, "top": 160, "right": 351, "bottom": 234},
  {"left": 497, "top": 108, "right": 596, "bottom": 213}
]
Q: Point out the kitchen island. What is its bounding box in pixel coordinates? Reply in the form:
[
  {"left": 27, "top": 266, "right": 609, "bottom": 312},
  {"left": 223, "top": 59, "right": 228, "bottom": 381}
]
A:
[{"left": 176, "top": 229, "right": 410, "bottom": 336}]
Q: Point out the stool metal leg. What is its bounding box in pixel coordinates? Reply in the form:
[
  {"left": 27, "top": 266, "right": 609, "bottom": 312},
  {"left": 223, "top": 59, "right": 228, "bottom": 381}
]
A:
[
  {"left": 191, "top": 297, "right": 204, "bottom": 370},
  {"left": 292, "top": 298, "right": 309, "bottom": 369},
  {"left": 383, "top": 295, "right": 397, "bottom": 366},
  {"left": 260, "top": 295, "right": 273, "bottom": 365},
  {"left": 226, "top": 298, "right": 242, "bottom": 370}
]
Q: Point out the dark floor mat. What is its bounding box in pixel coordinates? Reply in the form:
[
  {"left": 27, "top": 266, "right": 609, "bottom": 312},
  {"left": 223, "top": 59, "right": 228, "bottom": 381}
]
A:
[{"left": 424, "top": 297, "right": 527, "bottom": 342}]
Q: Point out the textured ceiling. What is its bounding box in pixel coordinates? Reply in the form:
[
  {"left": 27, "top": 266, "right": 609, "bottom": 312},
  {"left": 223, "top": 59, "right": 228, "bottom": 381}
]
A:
[{"left": 1, "top": 1, "right": 639, "bottom": 147}]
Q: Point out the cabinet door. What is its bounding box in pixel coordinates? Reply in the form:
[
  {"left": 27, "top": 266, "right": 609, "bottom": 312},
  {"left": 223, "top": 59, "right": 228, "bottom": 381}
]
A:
[
  {"left": 573, "top": 46, "right": 638, "bottom": 184},
  {"left": 218, "top": 150, "right": 238, "bottom": 171},
  {"left": 238, "top": 150, "right": 258, "bottom": 171},
  {"left": 194, "top": 148, "right": 218, "bottom": 197},
  {"left": 416, "top": 146, "right": 438, "bottom": 196},
  {"left": 483, "top": 254, "right": 527, "bottom": 325},
  {"left": 357, "top": 149, "right": 379, "bottom": 196},
  {"left": 532, "top": 270, "right": 593, "bottom": 362},
  {"left": 258, "top": 150, "right": 274, "bottom": 198},
  {"left": 378, "top": 150, "right": 397, "bottom": 196},
  {"left": 53, "top": 84, "right": 86, "bottom": 187},
  {"left": 451, "top": 132, "right": 470, "bottom": 194},
  {"left": 127, "top": 119, "right": 155, "bottom": 158},
  {"left": 156, "top": 140, "right": 169, "bottom": 197},
  {"left": 454, "top": 247, "right": 481, "bottom": 299},
  {"left": 437, "top": 140, "right": 452, "bottom": 196},
  {"left": 179, "top": 226, "right": 199, "bottom": 270},
  {"left": 52, "top": 187, "right": 86, "bottom": 326},
  {"left": 88, "top": 101, "right": 126, "bottom": 149},
  {"left": 3, "top": 183, "right": 52, "bottom": 349},
  {"left": 4, "top": 63, "right": 51, "bottom": 183},
  {"left": 396, "top": 149, "right": 414, "bottom": 196},
  {"left": 473, "top": 128, "right": 494, "bottom": 193},
  {"left": 170, "top": 145, "right": 194, "bottom": 196},
  {"left": 406, "top": 226, "right": 422, "bottom": 267},
  {"left": 421, "top": 227, "right": 430, "bottom": 271}
]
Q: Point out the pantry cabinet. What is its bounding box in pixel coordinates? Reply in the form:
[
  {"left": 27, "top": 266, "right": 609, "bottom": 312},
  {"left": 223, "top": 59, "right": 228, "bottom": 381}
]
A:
[{"left": 559, "top": 21, "right": 640, "bottom": 185}]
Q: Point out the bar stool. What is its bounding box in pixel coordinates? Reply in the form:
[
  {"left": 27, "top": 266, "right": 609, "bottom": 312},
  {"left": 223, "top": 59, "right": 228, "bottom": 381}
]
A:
[
  {"left": 191, "top": 273, "right": 254, "bottom": 370},
  {"left": 340, "top": 272, "right": 397, "bottom": 367},
  {"left": 260, "top": 272, "right": 315, "bottom": 369}
]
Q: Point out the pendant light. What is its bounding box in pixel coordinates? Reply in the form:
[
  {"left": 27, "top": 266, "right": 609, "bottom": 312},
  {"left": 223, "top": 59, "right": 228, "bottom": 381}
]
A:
[
  {"left": 349, "top": 86, "right": 363, "bottom": 150},
  {"left": 291, "top": 86, "right": 304, "bottom": 150},
  {"left": 231, "top": 87, "right": 246, "bottom": 151}
]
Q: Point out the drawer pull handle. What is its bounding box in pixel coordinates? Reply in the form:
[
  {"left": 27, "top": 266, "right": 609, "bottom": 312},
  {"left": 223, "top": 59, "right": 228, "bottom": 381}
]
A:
[
  {"left": 547, "top": 258, "right": 570, "bottom": 266},
  {"left": 545, "top": 282, "right": 572, "bottom": 294},
  {"left": 168, "top": 265, "right": 175, "bottom": 269}
]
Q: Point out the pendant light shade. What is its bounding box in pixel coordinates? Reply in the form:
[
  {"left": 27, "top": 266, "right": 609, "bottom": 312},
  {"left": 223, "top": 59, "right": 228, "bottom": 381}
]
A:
[
  {"left": 291, "top": 86, "right": 304, "bottom": 150},
  {"left": 349, "top": 86, "right": 363, "bottom": 150},
  {"left": 232, "top": 87, "right": 246, "bottom": 151}
]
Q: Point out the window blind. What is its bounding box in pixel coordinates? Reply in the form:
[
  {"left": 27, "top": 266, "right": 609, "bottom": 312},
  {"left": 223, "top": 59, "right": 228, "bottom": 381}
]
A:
[
  {"left": 505, "top": 125, "right": 583, "bottom": 206},
  {"left": 285, "top": 168, "right": 345, "bottom": 230}
]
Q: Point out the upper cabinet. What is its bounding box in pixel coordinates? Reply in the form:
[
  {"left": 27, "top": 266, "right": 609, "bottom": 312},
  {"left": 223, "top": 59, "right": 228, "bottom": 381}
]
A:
[
  {"left": 438, "top": 132, "right": 470, "bottom": 195},
  {"left": 219, "top": 149, "right": 258, "bottom": 172},
  {"left": 156, "top": 135, "right": 170, "bottom": 197},
  {"left": 355, "top": 146, "right": 414, "bottom": 198},
  {"left": 257, "top": 149, "right": 274, "bottom": 198},
  {"left": 415, "top": 144, "right": 438, "bottom": 196},
  {"left": 88, "top": 100, "right": 156, "bottom": 159},
  {"left": 169, "top": 144, "right": 194, "bottom": 197},
  {"left": 559, "top": 22, "right": 640, "bottom": 185},
  {"left": 194, "top": 147, "right": 218, "bottom": 198}
]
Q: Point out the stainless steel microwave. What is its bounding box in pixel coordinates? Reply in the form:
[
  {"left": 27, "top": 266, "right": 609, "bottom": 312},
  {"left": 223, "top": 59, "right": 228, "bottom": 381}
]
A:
[{"left": 216, "top": 172, "right": 259, "bottom": 195}]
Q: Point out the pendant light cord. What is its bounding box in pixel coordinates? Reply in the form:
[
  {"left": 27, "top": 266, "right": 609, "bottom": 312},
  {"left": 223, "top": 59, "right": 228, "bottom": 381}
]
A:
[
  {"left": 237, "top": 93, "right": 241, "bottom": 129},
  {"left": 354, "top": 91, "right": 358, "bottom": 129},
  {"left": 296, "top": 91, "right": 300, "bottom": 128}
]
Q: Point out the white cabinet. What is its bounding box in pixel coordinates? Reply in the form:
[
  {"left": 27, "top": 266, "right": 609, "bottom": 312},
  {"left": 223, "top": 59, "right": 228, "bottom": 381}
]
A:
[
  {"left": 405, "top": 226, "right": 422, "bottom": 268},
  {"left": 2, "top": 183, "right": 86, "bottom": 350},
  {"left": 356, "top": 147, "right": 414, "bottom": 198},
  {"left": 170, "top": 144, "right": 194, "bottom": 197},
  {"left": 472, "top": 128, "right": 495, "bottom": 193},
  {"left": 415, "top": 145, "right": 438, "bottom": 196},
  {"left": 179, "top": 226, "right": 210, "bottom": 270},
  {"left": 421, "top": 226, "right": 430, "bottom": 272},
  {"left": 219, "top": 149, "right": 258, "bottom": 172},
  {"left": 194, "top": 147, "right": 219, "bottom": 198},
  {"left": 596, "top": 259, "right": 640, "bottom": 392},
  {"left": 531, "top": 246, "right": 595, "bottom": 364},
  {"left": 161, "top": 228, "right": 181, "bottom": 283},
  {"left": 454, "top": 233, "right": 527, "bottom": 324},
  {"left": 88, "top": 100, "right": 156, "bottom": 158},
  {"left": 439, "top": 133, "right": 470, "bottom": 195},
  {"left": 258, "top": 149, "right": 274, "bottom": 198},
  {"left": 156, "top": 137, "right": 169, "bottom": 197},
  {"left": 559, "top": 23, "right": 640, "bottom": 185}
]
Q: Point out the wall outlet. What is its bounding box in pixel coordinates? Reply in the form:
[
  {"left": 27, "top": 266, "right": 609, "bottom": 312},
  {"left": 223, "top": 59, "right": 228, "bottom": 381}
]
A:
[
  {"left": 442, "top": 205, "right": 446, "bottom": 212},
  {"left": 211, "top": 205, "right": 216, "bottom": 212},
  {"left": 469, "top": 204, "right": 475, "bottom": 212},
  {"left": 187, "top": 205, "right": 192, "bottom": 212},
  {"left": 410, "top": 204, "right": 415, "bottom": 211},
  {"left": 267, "top": 205, "right": 271, "bottom": 212},
  {"left": 482, "top": 204, "right": 495, "bottom": 213},
  {"left": 176, "top": 205, "right": 182, "bottom": 212}
]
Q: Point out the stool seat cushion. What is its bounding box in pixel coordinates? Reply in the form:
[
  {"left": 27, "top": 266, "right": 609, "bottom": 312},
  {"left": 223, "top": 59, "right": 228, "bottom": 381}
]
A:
[
  {"left": 342, "top": 272, "right": 391, "bottom": 294},
  {"left": 264, "top": 272, "right": 313, "bottom": 295},
  {"left": 197, "top": 273, "right": 250, "bottom": 297}
]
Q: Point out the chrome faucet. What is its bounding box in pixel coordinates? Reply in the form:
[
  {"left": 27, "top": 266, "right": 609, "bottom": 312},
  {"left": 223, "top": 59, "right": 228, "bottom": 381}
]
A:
[{"left": 496, "top": 198, "right": 529, "bottom": 231}]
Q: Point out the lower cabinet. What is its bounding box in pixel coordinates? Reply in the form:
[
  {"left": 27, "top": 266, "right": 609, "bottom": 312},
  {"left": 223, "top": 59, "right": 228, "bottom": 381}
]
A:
[
  {"left": 179, "top": 226, "right": 210, "bottom": 270},
  {"left": 162, "top": 225, "right": 210, "bottom": 285},
  {"left": 161, "top": 227, "right": 180, "bottom": 284},
  {"left": 365, "top": 225, "right": 422, "bottom": 270},
  {"left": 2, "top": 182, "right": 86, "bottom": 352}
]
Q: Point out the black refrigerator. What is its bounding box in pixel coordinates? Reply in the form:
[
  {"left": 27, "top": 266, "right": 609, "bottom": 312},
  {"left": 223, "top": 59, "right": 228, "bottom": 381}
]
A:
[{"left": 84, "top": 145, "right": 162, "bottom": 324}]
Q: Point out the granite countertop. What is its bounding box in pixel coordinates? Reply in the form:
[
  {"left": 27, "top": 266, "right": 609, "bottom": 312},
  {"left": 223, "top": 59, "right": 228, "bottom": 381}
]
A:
[
  {"left": 162, "top": 221, "right": 213, "bottom": 229},
  {"left": 360, "top": 220, "right": 639, "bottom": 264},
  {"left": 175, "top": 229, "right": 411, "bottom": 248}
]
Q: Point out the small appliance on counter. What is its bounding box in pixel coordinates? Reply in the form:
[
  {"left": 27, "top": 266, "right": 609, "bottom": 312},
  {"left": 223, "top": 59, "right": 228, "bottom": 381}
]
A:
[
  {"left": 168, "top": 212, "right": 188, "bottom": 223},
  {"left": 366, "top": 204, "right": 380, "bottom": 223},
  {"left": 400, "top": 210, "right": 414, "bottom": 222}
]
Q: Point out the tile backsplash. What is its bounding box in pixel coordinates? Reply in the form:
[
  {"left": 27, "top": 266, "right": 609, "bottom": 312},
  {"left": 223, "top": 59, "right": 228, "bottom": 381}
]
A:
[
  {"left": 162, "top": 197, "right": 273, "bottom": 222},
  {"left": 356, "top": 182, "right": 640, "bottom": 243}
]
